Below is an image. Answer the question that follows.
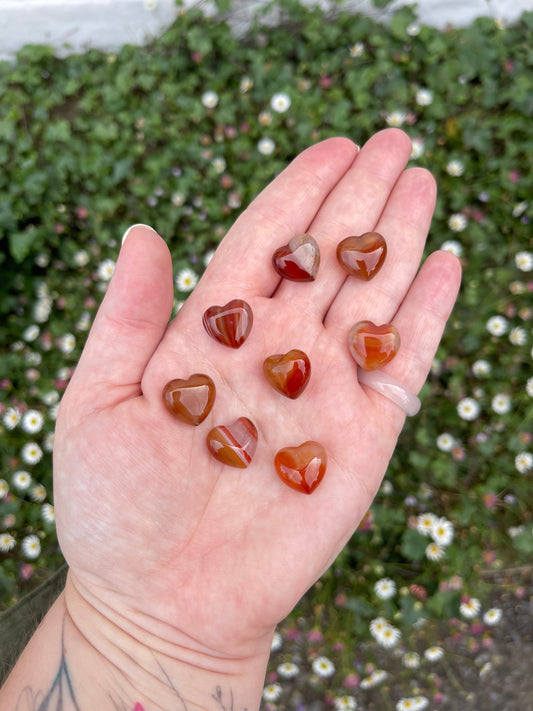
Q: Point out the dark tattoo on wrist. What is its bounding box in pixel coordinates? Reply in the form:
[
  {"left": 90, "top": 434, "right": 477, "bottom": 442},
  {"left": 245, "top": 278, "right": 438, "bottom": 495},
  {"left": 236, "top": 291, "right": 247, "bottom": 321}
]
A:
[{"left": 14, "top": 633, "right": 245, "bottom": 711}]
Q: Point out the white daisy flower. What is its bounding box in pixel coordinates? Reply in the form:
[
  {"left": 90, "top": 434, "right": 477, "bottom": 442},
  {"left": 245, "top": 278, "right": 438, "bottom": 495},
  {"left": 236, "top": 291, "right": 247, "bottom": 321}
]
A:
[
  {"left": 370, "top": 616, "right": 388, "bottom": 638},
  {"left": 406, "top": 22, "right": 421, "bottom": 36},
  {"left": 270, "top": 631, "right": 282, "bottom": 651},
  {"left": 312, "top": 656, "right": 335, "bottom": 678},
  {"left": 97, "top": 258, "right": 116, "bottom": 281},
  {"left": 375, "top": 623, "right": 401, "bottom": 649},
  {"left": 59, "top": 333, "right": 76, "bottom": 354},
  {"left": 12, "top": 471, "right": 32, "bottom": 491},
  {"left": 515, "top": 251, "right": 533, "bottom": 271},
  {"left": 424, "top": 645, "right": 444, "bottom": 661},
  {"left": 0, "top": 533, "right": 16, "bottom": 552},
  {"left": 385, "top": 110, "right": 406, "bottom": 127},
  {"left": 262, "top": 683, "right": 282, "bottom": 702},
  {"left": 512, "top": 201, "right": 528, "bottom": 218},
  {"left": 22, "top": 325, "right": 40, "bottom": 342},
  {"left": 436, "top": 433, "right": 455, "bottom": 452},
  {"left": 360, "top": 669, "right": 388, "bottom": 688},
  {"left": 201, "top": 90, "right": 219, "bottom": 109},
  {"left": 203, "top": 249, "right": 216, "bottom": 267},
  {"left": 175, "top": 268, "right": 198, "bottom": 292},
  {"left": 374, "top": 577, "right": 396, "bottom": 600},
  {"left": 349, "top": 42, "right": 364, "bottom": 57},
  {"left": 440, "top": 239, "right": 463, "bottom": 257},
  {"left": 486, "top": 315, "right": 508, "bottom": 336},
  {"left": 21, "top": 534, "right": 41, "bottom": 559},
  {"left": 457, "top": 397, "right": 480, "bottom": 421},
  {"left": 258, "top": 110, "right": 272, "bottom": 126},
  {"left": 21, "top": 410, "right": 44, "bottom": 434},
  {"left": 416, "top": 88, "right": 433, "bottom": 106},
  {"left": 239, "top": 76, "right": 253, "bottom": 93},
  {"left": 425, "top": 542, "right": 445, "bottom": 561},
  {"left": 446, "top": 160, "right": 464, "bottom": 176},
  {"left": 3, "top": 407, "right": 21, "bottom": 430},
  {"left": 402, "top": 651, "right": 420, "bottom": 669},
  {"left": 76, "top": 311, "right": 92, "bottom": 331},
  {"left": 34, "top": 298, "right": 52, "bottom": 323},
  {"left": 335, "top": 695, "right": 357, "bottom": 711},
  {"left": 491, "top": 393, "right": 511, "bottom": 414},
  {"left": 74, "top": 250, "right": 89, "bottom": 267},
  {"left": 448, "top": 213, "right": 468, "bottom": 232},
  {"left": 21, "top": 442, "right": 43, "bottom": 465},
  {"left": 515, "top": 452, "right": 533, "bottom": 474},
  {"left": 30, "top": 484, "right": 46, "bottom": 502},
  {"left": 431, "top": 517, "right": 454, "bottom": 546},
  {"left": 472, "top": 359, "right": 492, "bottom": 376},
  {"left": 0, "top": 480, "right": 9, "bottom": 498},
  {"left": 41, "top": 504, "right": 55, "bottom": 524},
  {"left": 171, "top": 191, "right": 186, "bottom": 207},
  {"left": 211, "top": 157, "right": 226, "bottom": 173},
  {"left": 277, "top": 661, "right": 299, "bottom": 678},
  {"left": 258, "top": 137, "right": 275, "bottom": 155},
  {"left": 508, "top": 525, "right": 525, "bottom": 538},
  {"left": 417, "top": 512, "right": 437, "bottom": 536},
  {"left": 397, "top": 696, "right": 428, "bottom": 711},
  {"left": 270, "top": 92, "right": 291, "bottom": 113},
  {"left": 526, "top": 377, "right": 533, "bottom": 397},
  {"left": 509, "top": 327, "right": 527, "bottom": 346},
  {"left": 460, "top": 597, "right": 481, "bottom": 618},
  {"left": 483, "top": 608, "right": 502, "bottom": 625},
  {"left": 410, "top": 137, "right": 425, "bottom": 159}
]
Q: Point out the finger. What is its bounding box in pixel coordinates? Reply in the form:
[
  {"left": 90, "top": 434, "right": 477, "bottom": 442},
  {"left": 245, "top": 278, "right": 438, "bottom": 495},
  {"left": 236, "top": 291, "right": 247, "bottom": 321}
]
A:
[
  {"left": 273, "top": 128, "right": 414, "bottom": 318},
  {"left": 66, "top": 225, "right": 174, "bottom": 410},
  {"left": 325, "top": 165, "right": 437, "bottom": 336},
  {"left": 190, "top": 137, "right": 359, "bottom": 302},
  {"left": 359, "top": 250, "right": 462, "bottom": 418}
]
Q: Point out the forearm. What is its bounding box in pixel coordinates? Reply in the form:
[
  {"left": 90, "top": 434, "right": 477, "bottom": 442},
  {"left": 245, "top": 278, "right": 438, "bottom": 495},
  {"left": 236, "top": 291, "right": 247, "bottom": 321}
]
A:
[{"left": 0, "top": 575, "right": 271, "bottom": 711}]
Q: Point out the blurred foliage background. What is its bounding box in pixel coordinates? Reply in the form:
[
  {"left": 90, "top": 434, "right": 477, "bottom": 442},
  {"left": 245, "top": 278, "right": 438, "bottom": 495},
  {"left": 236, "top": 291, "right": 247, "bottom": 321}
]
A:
[{"left": 1, "top": 1, "right": 532, "bottom": 708}]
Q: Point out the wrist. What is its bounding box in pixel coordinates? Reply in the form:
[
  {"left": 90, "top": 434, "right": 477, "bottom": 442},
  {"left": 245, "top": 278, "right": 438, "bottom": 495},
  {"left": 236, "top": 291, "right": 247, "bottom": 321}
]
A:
[{"left": 64, "top": 572, "right": 273, "bottom": 711}]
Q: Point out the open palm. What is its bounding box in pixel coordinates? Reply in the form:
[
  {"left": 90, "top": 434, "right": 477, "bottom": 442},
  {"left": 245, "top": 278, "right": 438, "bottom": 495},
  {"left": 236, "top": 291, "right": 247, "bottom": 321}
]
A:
[{"left": 53, "top": 130, "right": 461, "bottom": 660}]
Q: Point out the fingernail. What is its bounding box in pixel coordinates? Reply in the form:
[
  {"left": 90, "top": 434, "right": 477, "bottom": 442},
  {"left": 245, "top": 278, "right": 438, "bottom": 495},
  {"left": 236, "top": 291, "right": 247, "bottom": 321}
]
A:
[{"left": 121, "top": 223, "right": 157, "bottom": 245}]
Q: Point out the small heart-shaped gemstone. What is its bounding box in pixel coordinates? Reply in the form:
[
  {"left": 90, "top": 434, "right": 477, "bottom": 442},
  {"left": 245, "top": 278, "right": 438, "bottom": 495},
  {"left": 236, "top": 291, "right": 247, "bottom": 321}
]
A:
[
  {"left": 206, "top": 417, "right": 258, "bottom": 468},
  {"left": 337, "top": 232, "right": 387, "bottom": 280},
  {"left": 263, "top": 349, "right": 311, "bottom": 399},
  {"left": 275, "top": 441, "right": 327, "bottom": 494},
  {"left": 203, "top": 299, "right": 253, "bottom": 348},
  {"left": 348, "top": 320, "right": 400, "bottom": 371},
  {"left": 163, "top": 374, "right": 216, "bottom": 425},
  {"left": 272, "top": 234, "right": 320, "bottom": 282}
]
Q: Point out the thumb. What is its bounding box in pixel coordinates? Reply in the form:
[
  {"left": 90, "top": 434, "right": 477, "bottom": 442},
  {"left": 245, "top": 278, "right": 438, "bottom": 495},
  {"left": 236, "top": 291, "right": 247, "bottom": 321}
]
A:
[{"left": 65, "top": 225, "right": 174, "bottom": 411}]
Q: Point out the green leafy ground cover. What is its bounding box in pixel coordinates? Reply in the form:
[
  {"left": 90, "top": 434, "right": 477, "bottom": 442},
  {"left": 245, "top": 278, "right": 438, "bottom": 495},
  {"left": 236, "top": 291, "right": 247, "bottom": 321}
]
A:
[{"left": 0, "top": 1, "right": 532, "bottom": 708}]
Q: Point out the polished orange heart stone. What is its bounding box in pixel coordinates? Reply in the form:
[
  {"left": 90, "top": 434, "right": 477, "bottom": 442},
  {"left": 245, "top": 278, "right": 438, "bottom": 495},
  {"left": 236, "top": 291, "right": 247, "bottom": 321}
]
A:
[
  {"left": 275, "top": 441, "right": 327, "bottom": 494},
  {"left": 206, "top": 417, "right": 258, "bottom": 468},
  {"left": 162, "top": 374, "right": 216, "bottom": 425},
  {"left": 263, "top": 349, "right": 311, "bottom": 399},
  {"left": 203, "top": 299, "right": 253, "bottom": 348},
  {"left": 272, "top": 234, "right": 320, "bottom": 282},
  {"left": 348, "top": 320, "right": 400, "bottom": 371},
  {"left": 336, "top": 232, "right": 387, "bottom": 280}
]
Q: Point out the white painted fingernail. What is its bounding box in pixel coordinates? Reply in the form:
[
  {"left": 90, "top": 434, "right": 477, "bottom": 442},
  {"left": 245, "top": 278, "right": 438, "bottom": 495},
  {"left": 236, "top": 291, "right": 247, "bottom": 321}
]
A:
[{"left": 121, "top": 223, "right": 157, "bottom": 245}]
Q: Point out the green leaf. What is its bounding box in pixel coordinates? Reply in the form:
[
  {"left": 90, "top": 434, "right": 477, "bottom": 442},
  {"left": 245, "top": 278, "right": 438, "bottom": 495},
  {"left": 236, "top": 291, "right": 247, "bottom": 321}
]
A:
[{"left": 400, "top": 529, "right": 427, "bottom": 561}]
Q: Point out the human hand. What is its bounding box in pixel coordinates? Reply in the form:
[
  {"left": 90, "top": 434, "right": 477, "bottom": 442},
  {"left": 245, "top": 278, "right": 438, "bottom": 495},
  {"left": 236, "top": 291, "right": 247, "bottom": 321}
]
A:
[{"left": 53, "top": 129, "right": 460, "bottom": 705}]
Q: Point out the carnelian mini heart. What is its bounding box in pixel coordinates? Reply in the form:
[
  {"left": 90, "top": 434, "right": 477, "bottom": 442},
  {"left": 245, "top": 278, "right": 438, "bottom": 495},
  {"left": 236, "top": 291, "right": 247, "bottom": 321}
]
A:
[
  {"left": 203, "top": 299, "right": 253, "bottom": 348},
  {"left": 263, "top": 349, "right": 311, "bottom": 399},
  {"left": 275, "top": 441, "right": 327, "bottom": 494},
  {"left": 272, "top": 234, "right": 320, "bottom": 282},
  {"left": 206, "top": 417, "right": 258, "bottom": 468},
  {"left": 162, "top": 374, "right": 216, "bottom": 425},
  {"left": 348, "top": 320, "right": 400, "bottom": 371},
  {"left": 336, "top": 232, "right": 387, "bottom": 281}
]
